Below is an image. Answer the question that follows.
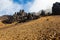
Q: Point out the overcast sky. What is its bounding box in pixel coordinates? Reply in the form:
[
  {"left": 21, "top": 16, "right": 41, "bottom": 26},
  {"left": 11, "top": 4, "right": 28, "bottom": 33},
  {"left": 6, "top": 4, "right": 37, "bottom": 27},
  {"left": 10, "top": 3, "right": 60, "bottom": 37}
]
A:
[{"left": 0, "top": 0, "right": 60, "bottom": 16}]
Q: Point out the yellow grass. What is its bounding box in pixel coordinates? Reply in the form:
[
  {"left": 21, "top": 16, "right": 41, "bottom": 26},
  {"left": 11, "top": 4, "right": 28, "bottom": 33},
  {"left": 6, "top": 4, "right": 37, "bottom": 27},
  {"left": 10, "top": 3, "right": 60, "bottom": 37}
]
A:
[{"left": 0, "top": 15, "right": 60, "bottom": 40}]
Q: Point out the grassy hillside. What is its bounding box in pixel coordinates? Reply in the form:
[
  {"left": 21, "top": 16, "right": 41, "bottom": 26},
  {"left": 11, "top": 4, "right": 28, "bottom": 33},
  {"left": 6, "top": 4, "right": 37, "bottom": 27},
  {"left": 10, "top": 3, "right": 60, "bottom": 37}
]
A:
[{"left": 0, "top": 15, "right": 60, "bottom": 40}]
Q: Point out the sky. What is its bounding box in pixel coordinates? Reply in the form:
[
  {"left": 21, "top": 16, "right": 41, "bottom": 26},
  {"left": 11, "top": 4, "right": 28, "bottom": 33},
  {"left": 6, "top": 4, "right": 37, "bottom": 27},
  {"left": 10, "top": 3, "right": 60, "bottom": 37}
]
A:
[{"left": 0, "top": 0, "right": 60, "bottom": 16}]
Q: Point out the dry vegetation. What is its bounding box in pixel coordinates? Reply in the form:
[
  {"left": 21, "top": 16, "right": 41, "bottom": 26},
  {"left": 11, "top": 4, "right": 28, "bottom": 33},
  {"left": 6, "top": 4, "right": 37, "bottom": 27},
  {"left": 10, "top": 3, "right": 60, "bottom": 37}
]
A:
[{"left": 0, "top": 15, "right": 60, "bottom": 40}]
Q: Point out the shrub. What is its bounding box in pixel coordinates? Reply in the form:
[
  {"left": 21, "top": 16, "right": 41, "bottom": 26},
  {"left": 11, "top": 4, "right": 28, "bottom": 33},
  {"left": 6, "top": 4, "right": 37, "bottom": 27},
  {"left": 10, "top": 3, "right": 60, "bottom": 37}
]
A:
[{"left": 40, "top": 10, "right": 45, "bottom": 16}]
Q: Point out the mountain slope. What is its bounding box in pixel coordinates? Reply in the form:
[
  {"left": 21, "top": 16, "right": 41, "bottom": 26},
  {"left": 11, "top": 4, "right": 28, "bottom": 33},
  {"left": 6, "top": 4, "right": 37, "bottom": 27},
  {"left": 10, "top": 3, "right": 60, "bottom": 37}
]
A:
[{"left": 0, "top": 15, "right": 60, "bottom": 40}]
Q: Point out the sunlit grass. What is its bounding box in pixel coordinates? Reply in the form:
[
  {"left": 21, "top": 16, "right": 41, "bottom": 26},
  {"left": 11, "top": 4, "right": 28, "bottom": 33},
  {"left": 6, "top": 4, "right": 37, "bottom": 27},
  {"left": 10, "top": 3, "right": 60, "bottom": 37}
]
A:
[{"left": 0, "top": 16, "right": 60, "bottom": 40}]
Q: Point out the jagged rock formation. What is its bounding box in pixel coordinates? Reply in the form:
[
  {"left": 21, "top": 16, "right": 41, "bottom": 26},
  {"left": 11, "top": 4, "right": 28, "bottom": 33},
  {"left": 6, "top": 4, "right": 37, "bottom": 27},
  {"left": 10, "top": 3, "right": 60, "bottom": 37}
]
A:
[
  {"left": 13, "top": 10, "right": 28, "bottom": 23},
  {"left": 2, "top": 10, "right": 40, "bottom": 24}
]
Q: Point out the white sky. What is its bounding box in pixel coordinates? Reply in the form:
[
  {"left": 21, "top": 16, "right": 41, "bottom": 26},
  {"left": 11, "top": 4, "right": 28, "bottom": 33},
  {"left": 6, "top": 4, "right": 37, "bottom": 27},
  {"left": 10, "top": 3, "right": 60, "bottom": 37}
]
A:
[
  {"left": 0, "top": 0, "right": 60, "bottom": 16},
  {"left": 0, "top": 0, "right": 22, "bottom": 16},
  {"left": 29, "top": 0, "right": 60, "bottom": 12}
]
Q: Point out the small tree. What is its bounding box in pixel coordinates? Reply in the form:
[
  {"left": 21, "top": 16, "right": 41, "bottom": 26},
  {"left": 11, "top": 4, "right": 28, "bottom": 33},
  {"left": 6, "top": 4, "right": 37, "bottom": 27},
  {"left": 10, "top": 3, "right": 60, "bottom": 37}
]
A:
[
  {"left": 47, "top": 12, "right": 51, "bottom": 16},
  {"left": 40, "top": 10, "right": 45, "bottom": 16},
  {"left": 27, "top": 13, "right": 33, "bottom": 20}
]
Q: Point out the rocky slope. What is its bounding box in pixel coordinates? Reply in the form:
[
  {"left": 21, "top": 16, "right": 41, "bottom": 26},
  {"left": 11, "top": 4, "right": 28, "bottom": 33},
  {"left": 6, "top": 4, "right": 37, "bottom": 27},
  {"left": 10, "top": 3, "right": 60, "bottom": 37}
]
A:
[{"left": 0, "top": 15, "right": 60, "bottom": 40}]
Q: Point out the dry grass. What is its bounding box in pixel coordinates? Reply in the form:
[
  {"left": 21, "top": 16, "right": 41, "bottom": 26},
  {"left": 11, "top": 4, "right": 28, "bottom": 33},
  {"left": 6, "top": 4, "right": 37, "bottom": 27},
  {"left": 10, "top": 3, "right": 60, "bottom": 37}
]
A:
[{"left": 0, "top": 15, "right": 60, "bottom": 40}]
